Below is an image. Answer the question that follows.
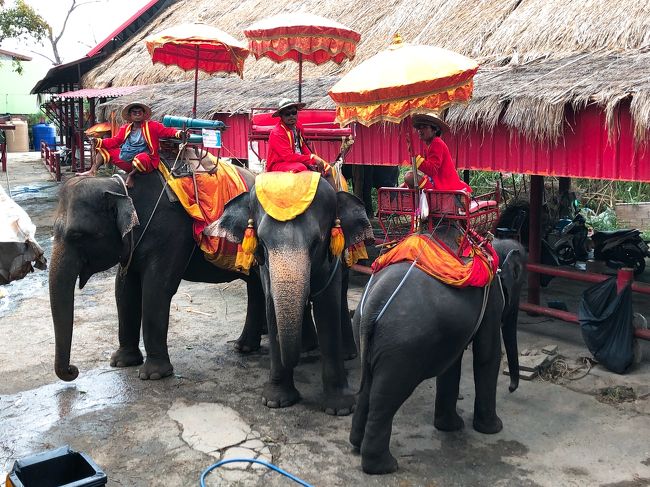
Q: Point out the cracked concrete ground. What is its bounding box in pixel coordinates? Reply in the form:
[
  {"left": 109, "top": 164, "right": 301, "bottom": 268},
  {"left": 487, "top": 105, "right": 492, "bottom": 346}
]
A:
[{"left": 1, "top": 152, "right": 649, "bottom": 486}]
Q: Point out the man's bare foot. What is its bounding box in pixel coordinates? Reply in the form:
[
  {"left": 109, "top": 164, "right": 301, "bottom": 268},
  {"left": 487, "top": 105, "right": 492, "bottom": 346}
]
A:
[{"left": 76, "top": 169, "right": 97, "bottom": 177}]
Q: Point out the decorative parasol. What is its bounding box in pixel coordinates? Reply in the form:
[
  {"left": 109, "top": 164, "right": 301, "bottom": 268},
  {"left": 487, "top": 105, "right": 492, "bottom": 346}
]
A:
[
  {"left": 244, "top": 12, "right": 360, "bottom": 102},
  {"left": 328, "top": 33, "right": 478, "bottom": 127},
  {"left": 145, "top": 23, "right": 250, "bottom": 117}
]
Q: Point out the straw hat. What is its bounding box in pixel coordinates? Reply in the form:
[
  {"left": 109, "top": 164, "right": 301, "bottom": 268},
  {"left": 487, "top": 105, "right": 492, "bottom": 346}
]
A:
[
  {"left": 121, "top": 102, "right": 152, "bottom": 121},
  {"left": 411, "top": 112, "right": 450, "bottom": 133},
  {"left": 272, "top": 98, "right": 306, "bottom": 117}
]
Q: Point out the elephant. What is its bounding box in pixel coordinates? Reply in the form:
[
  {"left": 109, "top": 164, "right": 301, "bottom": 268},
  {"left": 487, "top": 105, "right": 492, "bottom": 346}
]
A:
[
  {"left": 50, "top": 168, "right": 266, "bottom": 382},
  {"left": 214, "top": 175, "right": 373, "bottom": 415},
  {"left": 349, "top": 237, "right": 526, "bottom": 474}
]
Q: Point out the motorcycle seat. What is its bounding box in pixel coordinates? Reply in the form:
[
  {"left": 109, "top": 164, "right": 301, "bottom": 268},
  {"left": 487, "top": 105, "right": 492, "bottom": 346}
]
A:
[{"left": 592, "top": 229, "right": 638, "bottom": 241}]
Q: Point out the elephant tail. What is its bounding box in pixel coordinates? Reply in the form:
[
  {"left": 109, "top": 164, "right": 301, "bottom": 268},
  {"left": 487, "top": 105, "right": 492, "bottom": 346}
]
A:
[{"left": 502, "top": 300, "right": 520, "bottom": 392}]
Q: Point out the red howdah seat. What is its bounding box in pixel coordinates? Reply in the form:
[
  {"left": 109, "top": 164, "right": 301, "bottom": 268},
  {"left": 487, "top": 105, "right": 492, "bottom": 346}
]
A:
[
  {"left": 249, "top": 108, "right": 353, "bottom": 142},
  {"left": 377, "top": 186, "right": 500, "bottom": 252}
]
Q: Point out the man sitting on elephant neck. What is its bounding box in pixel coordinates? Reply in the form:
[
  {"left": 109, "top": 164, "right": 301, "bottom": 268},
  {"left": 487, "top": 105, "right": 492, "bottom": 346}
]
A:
[
  {"left": 266, "top": 98, "right": 329, "bottom": 175},
  {"left": 403, "top": 112, "right": 471, "bottom": 193},
  {"left": 77, "top": 102, "right": 183, "bottom": 188}
]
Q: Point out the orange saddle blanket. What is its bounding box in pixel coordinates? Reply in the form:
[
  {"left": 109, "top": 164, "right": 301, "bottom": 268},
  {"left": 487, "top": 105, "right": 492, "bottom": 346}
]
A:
[
  {"left": 158, "top": 156, "right": 248, "bottom": 272},
  {"left": 371, "top": 234, "right": 499, "bottom": 287}
]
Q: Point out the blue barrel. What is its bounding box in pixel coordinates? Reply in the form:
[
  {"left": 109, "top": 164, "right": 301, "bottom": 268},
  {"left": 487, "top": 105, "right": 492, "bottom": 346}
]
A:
[{"left": 32, "top": 123, "right": 57, "bottom": 150}]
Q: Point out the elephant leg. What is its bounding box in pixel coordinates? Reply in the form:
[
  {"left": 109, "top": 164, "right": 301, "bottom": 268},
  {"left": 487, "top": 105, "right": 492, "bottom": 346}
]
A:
[
  {"left": 313, "top": 288, "right": 355, "bottom": 416},
  {"left": 301, "top": 301, "right": 319, "bottom": 353},
  {"left": 350, "top": 364, "right": 371, "bottom": 450},
  {"left": 434, "top": 354, "right": 465, "bottom": 431},
  {"left": 262, "top": 297, "right": 300, "bottom": 408},
  {"left": 360, "top": 364, "right": 418, "bottom": 475},
  {"left": 340, "top": 268, "right": 358, "bottom": 360},
  {"left": 111, "top": 270, "right": 144, "bottom": 368},
  {"left": 137, "top": 269, "right": 180, "bottom": 380},
  {"left": 472, "top": 317, "right": 503, "bottom": 434},
  {"left": 233, "top": 275, "right": 265, "bottom": 354}
]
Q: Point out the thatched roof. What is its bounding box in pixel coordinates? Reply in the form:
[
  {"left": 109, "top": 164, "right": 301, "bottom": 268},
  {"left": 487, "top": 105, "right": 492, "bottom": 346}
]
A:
[{"left": 87, "top": 0, "right": 650, "bottom": 142}]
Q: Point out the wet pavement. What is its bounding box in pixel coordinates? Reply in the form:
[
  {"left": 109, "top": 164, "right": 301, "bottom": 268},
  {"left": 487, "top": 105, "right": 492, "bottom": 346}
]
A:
[{"left": 1, "top": 152, "right": 649, "bottom": 486}]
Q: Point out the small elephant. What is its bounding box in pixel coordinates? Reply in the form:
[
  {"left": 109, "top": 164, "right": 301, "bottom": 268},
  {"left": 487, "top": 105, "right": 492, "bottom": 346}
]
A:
[
  {"left": 350, "top": 238, "right": 526, "bottom": 474},
  {"left": 215, "top": 175, "right": 373, "bottom": 415},
  {"left": 50, "top": 170, "right": 265, "bottom": 382}
]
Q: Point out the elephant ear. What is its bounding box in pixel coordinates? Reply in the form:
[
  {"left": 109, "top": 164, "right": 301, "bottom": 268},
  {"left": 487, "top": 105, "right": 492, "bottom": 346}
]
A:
[
  {"left": 336, "top": 191, "right": 374, "bottom": 248},
  {"left": 210, "top": 191, "right": 251, "bottom": 243},
  {"left": 105, "top": 190, "right": 139, "bottom": 267},
  {"left": 500, "top": 249, "right": 524, "bottom": 306},
  {"left": 105, "top": 191, "right": 139, "bottom": 238}
]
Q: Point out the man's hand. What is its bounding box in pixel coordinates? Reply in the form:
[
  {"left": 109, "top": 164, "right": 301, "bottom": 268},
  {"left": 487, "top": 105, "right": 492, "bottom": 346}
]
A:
[{"left": 312, "top": 155, "right": 327, "bottom": 171}]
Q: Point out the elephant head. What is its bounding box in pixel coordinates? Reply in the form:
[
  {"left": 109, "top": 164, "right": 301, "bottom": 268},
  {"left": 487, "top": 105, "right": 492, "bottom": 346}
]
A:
[
  {"left": 215, "top": 176, "right": 372, "bottom": 370},
  {"left": 50, "top": 177, "right": 138, "bottom": 381}
]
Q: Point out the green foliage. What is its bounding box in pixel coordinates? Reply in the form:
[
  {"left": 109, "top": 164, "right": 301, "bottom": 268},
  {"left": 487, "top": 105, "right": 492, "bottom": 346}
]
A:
[{"left": 0, "top": 0, "right": 50, "bottom": 44}]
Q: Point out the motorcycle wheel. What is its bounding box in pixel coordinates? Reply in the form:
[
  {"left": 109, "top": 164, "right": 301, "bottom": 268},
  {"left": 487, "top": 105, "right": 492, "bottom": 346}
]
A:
[
  {"left": 556, "top": 243, "right": 577, "bottom": 266},
  {"left": 620, "top": 244, "right": 647, "bottom": 276}
]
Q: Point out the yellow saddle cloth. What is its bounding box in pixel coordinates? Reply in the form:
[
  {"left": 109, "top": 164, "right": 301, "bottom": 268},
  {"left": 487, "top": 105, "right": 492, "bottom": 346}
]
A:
[
  {"left": 158, "top": 154, "right": 248, "bottom": 272},
  {"left": 255, "top": 172, "right": 320, "bottom": 221},
  {"left": 371, "top": 234, "right": 498, "bottom": 287}
]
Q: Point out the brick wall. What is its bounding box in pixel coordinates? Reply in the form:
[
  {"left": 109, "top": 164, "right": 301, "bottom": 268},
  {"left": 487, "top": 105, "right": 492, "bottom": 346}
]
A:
[{"left": 615, "top": 203, "right": 650, "bottom": 231}]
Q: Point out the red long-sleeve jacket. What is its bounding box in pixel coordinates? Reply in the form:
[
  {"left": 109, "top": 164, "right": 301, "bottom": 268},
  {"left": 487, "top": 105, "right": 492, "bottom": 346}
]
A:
[
  {"left": 418, "top": 137, "right": 471, "bottom": 192},
  {"left": 266, "top": 121, "right": 315, "bottom": 172},
  {"left": 97, "top": 120, "right": 181, "bottom": 172}
]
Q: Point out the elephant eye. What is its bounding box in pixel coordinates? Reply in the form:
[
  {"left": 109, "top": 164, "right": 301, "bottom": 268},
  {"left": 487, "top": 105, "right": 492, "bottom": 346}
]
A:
[{"left": 67, "top": 231, "right": 84, "bottom": 240}]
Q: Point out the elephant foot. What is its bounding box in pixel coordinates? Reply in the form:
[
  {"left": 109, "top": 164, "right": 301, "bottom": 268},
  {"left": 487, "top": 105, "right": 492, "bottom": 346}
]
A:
[
  {"left": 232, "top": 333, "right": 261, "bottom": 354},
  {"left": 361, "top": 451, "right": 399, "bottom": 475},
  {"left": 434, "top": 411, "right": 465, "bottom": 432},
  {"left": 110, "top": 347, "right": 144, "bottom": 368},
  {"left": 262, "top": 381, "right": 301, "bottom": 408},
  {"left": 138, "top": 357, "right": 173, "bottom": 380},
  {"left": 323, "top": 391, "right": 356, "bottom": 416},
  {"left": 473, "top": 415, "right": 503, "bottom": 434}
]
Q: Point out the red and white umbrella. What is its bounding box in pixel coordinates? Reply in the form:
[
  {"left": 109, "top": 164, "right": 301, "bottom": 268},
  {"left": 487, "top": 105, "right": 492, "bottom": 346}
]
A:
[
  {"left": 145, "top": 23, "right": 249, "bottom": 117},
  {"left": 244, "top": 12, "right": 360, "bottom": 102}
]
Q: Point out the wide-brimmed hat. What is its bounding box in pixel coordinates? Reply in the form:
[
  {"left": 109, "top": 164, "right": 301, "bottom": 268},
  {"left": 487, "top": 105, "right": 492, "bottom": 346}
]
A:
[
  {"left": 412, "top": 112, "right": 450, "bottom": 133},
  {"left": 121, "top": 102, "right": 152, "bottom": 121},
  {"left": 272, "top": 98, "right": 306, "bottom": 117}
]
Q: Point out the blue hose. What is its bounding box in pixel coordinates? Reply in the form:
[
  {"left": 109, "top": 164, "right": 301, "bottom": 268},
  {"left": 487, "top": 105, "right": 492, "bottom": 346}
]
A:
[{"left": 200, "top": 458, "right": 314, "bottom": 487}]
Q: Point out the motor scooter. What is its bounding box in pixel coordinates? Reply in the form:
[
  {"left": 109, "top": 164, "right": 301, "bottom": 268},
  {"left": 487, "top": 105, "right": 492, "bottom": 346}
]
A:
[
  {"left": 549, "top": 213, "right": 590, "bottom": 265},
  {"left": 592, "top": 228, "right": 650, "bottom": 275}
]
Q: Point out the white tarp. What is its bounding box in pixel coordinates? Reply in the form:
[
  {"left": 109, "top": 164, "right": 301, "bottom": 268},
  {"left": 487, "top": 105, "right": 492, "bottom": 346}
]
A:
[{"left": 0, "top": 185, "right": 47, "bottom": 284}]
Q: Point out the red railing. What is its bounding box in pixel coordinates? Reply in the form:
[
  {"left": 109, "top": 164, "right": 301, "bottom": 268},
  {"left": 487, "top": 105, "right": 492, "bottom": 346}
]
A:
[{"left": 40, "top": 141, "right": 61, "bottom": 181}]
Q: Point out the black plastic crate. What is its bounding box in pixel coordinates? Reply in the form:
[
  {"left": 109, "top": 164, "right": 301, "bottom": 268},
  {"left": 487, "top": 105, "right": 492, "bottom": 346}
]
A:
[{"left": 6, "top": 445, "right": 107, "bottom": 487}]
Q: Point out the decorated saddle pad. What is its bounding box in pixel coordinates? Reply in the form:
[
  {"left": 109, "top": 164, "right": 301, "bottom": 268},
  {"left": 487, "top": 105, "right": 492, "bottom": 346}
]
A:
[
  {"left": 371, "top": 234, "right": 499, "bottom": 287},
  {"left": 255, "top": 172, "right": 320, "bottom": 221},
  {"left": 158, "top": 154, "right": 248, "bottom": 272}
]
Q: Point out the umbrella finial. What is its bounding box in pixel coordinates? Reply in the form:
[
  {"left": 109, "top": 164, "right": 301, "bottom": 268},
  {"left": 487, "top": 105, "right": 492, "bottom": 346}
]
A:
[{"left": 391, "top": 32, "right": 403, "bottom": 46}]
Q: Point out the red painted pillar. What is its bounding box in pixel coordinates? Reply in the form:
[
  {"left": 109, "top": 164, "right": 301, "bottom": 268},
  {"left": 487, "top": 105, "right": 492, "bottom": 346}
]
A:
[
  {"left": 617, "top": 267, "right": 634, "bottom": 293},
  {"left": 527, "top": 175, "right": 544, "bottom": 305}
]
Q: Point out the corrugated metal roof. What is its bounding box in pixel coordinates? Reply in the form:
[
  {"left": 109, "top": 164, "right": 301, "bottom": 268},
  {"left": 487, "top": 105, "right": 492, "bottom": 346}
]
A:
[
  {"left": 86, "top": 0, "right": 162, "bottom": 58},
  {"left": 54, "top": 85, "right": 146, "bottom": 99}
]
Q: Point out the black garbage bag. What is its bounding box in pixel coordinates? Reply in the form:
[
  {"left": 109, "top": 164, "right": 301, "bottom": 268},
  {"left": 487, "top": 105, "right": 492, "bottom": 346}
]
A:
[{"left": 578, "top": 277, "right": 634, "bottom": 374}]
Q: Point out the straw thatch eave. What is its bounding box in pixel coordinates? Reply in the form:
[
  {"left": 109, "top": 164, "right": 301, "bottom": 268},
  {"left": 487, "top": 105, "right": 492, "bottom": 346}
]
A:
[{"left": 84, "top": 0, "right": 650, "bottom": 142}]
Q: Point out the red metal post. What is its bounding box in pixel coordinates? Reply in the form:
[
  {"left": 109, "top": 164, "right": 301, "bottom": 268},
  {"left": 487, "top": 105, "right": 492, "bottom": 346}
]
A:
[
  {"left": 298, "top": 53, "right": 303, "bottom": 103},
  {"left": 54, "top": 152, "right": 61, "bottom": 181},
  {"left": 78, "top": 97, "right": 85, "bottom": 172},
  {"left": 1, "top": 141, "right": 6, "bottom": 172},
  {"left": 527, "top": 175, "right": 544, "bottom": 305},
  {"left": 617, "top": 267, "right": 634, "bottom": 293}
]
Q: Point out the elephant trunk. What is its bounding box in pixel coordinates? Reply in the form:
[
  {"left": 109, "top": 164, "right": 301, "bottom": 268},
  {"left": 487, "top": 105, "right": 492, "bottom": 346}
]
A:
[
  {"left": 49, "top": 241, "right": 81, "bottom": 381},
  {"left": 268, "top": 248, "right": 310, "bottom": 369}
]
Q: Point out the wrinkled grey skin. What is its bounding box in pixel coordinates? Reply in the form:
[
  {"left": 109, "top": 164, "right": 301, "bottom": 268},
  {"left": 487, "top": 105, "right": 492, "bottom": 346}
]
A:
[
  {"left": 215, "top": 179, "right": 373, "bottom": 415},
  {"left": 350, "top": 238, "right": 526, "bottom": 474},
  {"left": 50, "top": 170, "right": 265, "bottom": 382}
]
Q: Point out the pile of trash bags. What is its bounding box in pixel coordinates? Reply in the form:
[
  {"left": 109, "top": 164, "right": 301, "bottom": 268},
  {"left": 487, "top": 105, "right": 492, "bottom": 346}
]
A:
[{"left": 0, "top": 185, "right": 47, "bottom": 284}]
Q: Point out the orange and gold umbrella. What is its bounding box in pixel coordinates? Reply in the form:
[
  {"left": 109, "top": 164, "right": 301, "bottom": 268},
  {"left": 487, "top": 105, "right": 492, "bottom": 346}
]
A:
[
  {"left": 145, "top": 23, "right": 249, "bottom": 117},
  {"left": 328, "top": 34, "right": 479, "bottom": 127},
  {"left": 244, "top": 12, "right": 360, "bottom": 102}
]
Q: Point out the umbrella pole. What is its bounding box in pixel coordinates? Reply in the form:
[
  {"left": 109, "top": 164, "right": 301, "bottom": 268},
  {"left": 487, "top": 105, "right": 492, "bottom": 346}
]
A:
[
  {"left": 192, "top": 45, "right": 199, "bottom": 118},
  {"left": 298, "top": 53, "right": 303, "bottom": 103}
]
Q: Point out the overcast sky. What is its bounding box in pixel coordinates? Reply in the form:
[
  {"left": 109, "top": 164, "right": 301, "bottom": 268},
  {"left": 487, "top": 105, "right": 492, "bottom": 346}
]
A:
[{"left": 2, "top": 0, "right": 151, "bottom": 66}]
